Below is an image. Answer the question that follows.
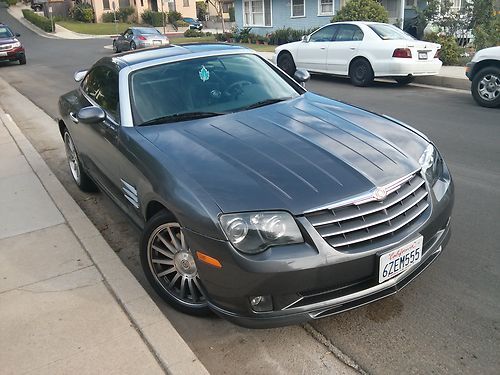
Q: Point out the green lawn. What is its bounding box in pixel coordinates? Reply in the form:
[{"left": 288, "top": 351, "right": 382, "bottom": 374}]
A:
[
  {"left": 56, "top": 22, "right": 277, "bottom": 52},
  {"left": 57, "top": 21, "right": 132, "bottom": 35}
]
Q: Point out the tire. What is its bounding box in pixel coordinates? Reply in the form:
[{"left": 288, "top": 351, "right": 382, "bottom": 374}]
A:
[
  {"left": 63, "top": 129, "right": 98, "bottom": 192},
  {"left": 471, "top": 66, "right": 500, "bottom": 108},
  {"left": 130, "top": 41, "right": 136, "bottom": 51},
  {"left": 395, "top": 76, "right": 414, "bottom": 85},
  {"left": 140, "top": 211, "right": 210, "bottom": 316},
  {"left": 113, "top": 41, "right": 120, "bottom": 53},
  {"left": 349, "top": 58, "right": 374, "bottom": 87},
  {"left": 18, "top": 54, "right": 26, "bottom": 65},
  {"left": 277, "top": 52, "right": 296, "bottom": 77}
]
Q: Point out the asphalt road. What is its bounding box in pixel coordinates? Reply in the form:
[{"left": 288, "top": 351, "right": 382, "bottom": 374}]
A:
[{"left": 1, "top": 7, "right": 499, "bottom": 374}]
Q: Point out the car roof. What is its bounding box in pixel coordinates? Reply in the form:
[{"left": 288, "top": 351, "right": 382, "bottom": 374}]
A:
[{"left": 109, "top": 43, "right": 249, "bottom": 68}]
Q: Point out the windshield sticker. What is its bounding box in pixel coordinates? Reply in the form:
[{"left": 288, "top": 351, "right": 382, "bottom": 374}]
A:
[{"left": 199, "top": 66, "right": 210, "bottom": 82}]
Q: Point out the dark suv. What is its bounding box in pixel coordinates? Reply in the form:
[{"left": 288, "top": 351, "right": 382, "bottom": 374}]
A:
[{"left": 0, "top": 23, "right": 26, "bottom": 65}]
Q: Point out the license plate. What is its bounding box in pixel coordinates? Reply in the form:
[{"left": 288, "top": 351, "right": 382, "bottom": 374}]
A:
[
  {"left": 418, "top": 52, "right": 427, "bottom": 60},
  {"left": 153, "top": 40, "right": 162, "bottom": 45},
  {"left": 0, "top": 52, "right": 7, "bottom": 57},
  {"left": 379, "top": 236, "right": 423, "bottom": 283}
]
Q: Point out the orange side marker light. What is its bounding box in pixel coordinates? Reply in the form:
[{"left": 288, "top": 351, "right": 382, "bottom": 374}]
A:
[{"left": 196, "top": 251, "right": 222, "bottom": 269}]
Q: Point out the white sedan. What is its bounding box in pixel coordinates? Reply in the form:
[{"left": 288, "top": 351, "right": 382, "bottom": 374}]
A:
[{"left": 274, "top": 21, "right": 442, "bottom": 86}]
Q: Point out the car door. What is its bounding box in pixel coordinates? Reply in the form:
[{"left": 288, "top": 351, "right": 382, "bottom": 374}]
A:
[
  {"left": 74, "top": 64, "right": 124, "bottom": 201},
  {"left": 296, "top": 25, "right": 339, "bottom": 73},
  {"left": 326, "top": 24, "right": 364, "bottom": 75}
]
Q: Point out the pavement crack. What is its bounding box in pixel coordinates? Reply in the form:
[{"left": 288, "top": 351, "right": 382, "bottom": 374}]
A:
[{"left": 301, "top": 323, "right": 369, "bottom": 375}]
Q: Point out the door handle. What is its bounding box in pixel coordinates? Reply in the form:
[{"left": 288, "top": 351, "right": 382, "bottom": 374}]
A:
[
  {"left": 320, "top": 47, "right": 326, "bottom": 50},
  {"left": 69, "top": 112, "right": 79, "bottom": 124},
  {"left": 349, "top": 47, "right": 356, "bottom": 50}
]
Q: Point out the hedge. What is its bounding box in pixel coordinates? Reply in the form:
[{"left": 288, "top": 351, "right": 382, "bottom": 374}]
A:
[{"left": 22, "top": 9, "right": 54, "bottom": 33}]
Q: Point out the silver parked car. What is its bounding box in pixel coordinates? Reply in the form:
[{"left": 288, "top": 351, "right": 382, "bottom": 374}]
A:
[{"left": 113, "top": 27, "right": 169, "bottom": 53}]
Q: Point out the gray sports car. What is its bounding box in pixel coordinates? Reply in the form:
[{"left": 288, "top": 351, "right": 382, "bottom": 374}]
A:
[
  {"left": 58, "top": 44, "right": 454, "bottom": 328},
  {"left": 112, "top": 27, "right": 169, "bottom": 53}
]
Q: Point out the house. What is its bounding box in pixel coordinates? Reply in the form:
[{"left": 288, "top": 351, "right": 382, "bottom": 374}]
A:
[
  {"left": 233, "top": 0, "right": 465, "bottom": 34},
  {"left": 85, "top": 0, "right": 197, "bottom": 23}
]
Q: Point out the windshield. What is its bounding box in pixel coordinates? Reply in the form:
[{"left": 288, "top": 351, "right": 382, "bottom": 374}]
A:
[
  {"left": 130, "top": 54, "right": 302, "bottom": 126},
  {"left": 184, "top": 18, "right": 195, "bottom": 22},
  {"left": 135, "top": 27, "right": 160, "bottom": 35},
  {"left": 0, "top": 26, "right": 14, "bottom": 39},
  {"left": 369, "top": 24, "right": 415, "bottom": 40}
]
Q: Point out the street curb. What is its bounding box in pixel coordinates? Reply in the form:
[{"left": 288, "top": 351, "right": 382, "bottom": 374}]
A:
[
  {"left": 7, "top": 7, "right": 61, "bottom": 39},
  {"left": 0, "top": 88, "right": 209, "bottom": 374},
  {"left": 414, "top": 75, "right": 470, "bottom": 91}
]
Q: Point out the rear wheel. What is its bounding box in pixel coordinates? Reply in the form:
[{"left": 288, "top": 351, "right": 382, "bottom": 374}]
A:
[
  {"left": 63, "top": 129, "right": 97, "bottom": 192},
  {"left": 395, "top": 76, "right": 414, "bottom": 85},
  {"left": 349, "top": 58, "right": 374, "bottom": 87},
  {"left": 277, "top": 52, "right": 296, "bottom": 77},
  {"left": 130, "top": 41, "right": 136, "bottom": 50},
  {"left": 140, "top": 211, "right": 210, "bottom": 316},
  {"left": 113, "top": 41, "right": 120, "bottom": 53},
  {"left": 471, "top": 67, "right": 500, "bottom": 108}
]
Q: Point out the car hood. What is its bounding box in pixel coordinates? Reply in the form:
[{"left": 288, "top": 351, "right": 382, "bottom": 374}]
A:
[
  {"left": 137, "top": 93, "right": 428, "bottom": 215},
  {"left": 0, "top": 38, "right": 17, "bottom": 45}
]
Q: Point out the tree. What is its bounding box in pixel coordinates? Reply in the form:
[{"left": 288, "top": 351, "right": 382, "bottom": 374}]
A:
[{"left": 331, "top": 0, "right": 389, "bottom": 23}]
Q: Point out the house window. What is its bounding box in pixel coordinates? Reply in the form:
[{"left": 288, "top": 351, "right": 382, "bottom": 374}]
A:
[
  {"left": 243, "top": 0, "right": 272, "bottom": 26},
  {"left": 451, "top": 0, "right": 461, "bottom": 11},
  {"left": 318, "top": 0, "right": 333, "bottom": 15},
  {"left": 103, "top": 0, "right": 110, "bottom": 10},
  {"left": 291, "top": 0, "right": 305, "bottom": 17},
  {"left": 405, "top": 0, "right": 417, "bottom": 8},
  {"left": 183, "top": 0, "right": 189, "bottom": 7}
]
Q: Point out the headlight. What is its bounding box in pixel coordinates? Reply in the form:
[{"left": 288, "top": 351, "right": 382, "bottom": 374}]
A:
[
  {"left": 12, "top": 41, "right": 21, "bottom": 48},
  {"left": 219, "top": 211, "right": 303, "bottom": 254},
  {"left": 419, "top": 144, "right": 443, "bottom": 186}
]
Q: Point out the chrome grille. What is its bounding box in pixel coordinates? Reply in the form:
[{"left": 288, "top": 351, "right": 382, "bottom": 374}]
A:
[
  {"left": 0, "top": 44, "right": 12, "bottom": 51},
  {"left": 305, "top": 174, "right": 430, "bottom": 252}
]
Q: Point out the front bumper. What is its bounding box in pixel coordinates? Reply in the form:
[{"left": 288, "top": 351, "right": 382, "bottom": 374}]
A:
[
  {"left": 465, "top": 62, "right": 475, "bottom": 80},
  {"left": 187, "top": 175, "right": 454, "bottom": 328},
  {"left": 0, "top": 47, "right": 25, "bottom": 62}
]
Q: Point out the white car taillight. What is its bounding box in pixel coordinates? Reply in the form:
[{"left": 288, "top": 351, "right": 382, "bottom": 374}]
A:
[{"left": 392, "top": 48, "right": 412, "bottom": 58}]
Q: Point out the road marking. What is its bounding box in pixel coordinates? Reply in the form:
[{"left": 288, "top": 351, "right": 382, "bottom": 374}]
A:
[{"left": 409, "top": 82, "right": 469, "bottom": 94}]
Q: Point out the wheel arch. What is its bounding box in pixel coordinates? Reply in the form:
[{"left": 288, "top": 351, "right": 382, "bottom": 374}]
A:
[
  {"left": 348, "top": 55, "right": 373, "bottom": 77},
  {"left": 145, "top": 199, "right": 174, "bottom": 222},
  {"left": 58, "top": 119, "right": 67, "bottom": 139},
  {"left": 471, "top": 60, "right": 500, "bottom": 79}
]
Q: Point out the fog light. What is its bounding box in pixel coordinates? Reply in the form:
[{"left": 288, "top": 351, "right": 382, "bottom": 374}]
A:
[{"left": 249, "top": 295, "right": 273, "bottom": 312}]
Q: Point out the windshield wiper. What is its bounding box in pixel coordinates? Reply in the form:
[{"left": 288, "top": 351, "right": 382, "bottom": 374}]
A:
[
  {"left": 243, "top": 97, "right": 293, "bottom": 110},
  {"left": 139, "top": 111, "right": 226, "bottom": 126}
]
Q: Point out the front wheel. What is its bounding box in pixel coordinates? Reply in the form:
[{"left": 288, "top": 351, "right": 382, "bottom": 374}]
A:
[
  {"left": 471, "top": 67, "right": 500, "bottom": 108},
  {"left": 113, "top": 41, "right": 120, "bottom": 53},
  {"left": 277, "top": 52, "right": 296, "bottom": 77},
  {"left": 63, "top": 129, "right": 97, "bottom": 192},
  {"left": 18, "top": 54, "right": 26, "bottom": 65},
  {"left": 140, "top": 211, "right": 210, "bottom": 316},
  {"left": 349, "top": 59, "right": 374, "bottom": 87}
]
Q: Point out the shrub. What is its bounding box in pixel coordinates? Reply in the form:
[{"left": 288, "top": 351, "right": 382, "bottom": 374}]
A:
[
  {"left": 473, "top": 15, "right": 500, "bottom": 51},
  {"left": 184, "top": 29, "right": 203, "bottom": 37},
  {"left": 175, "top": 19, "right": 189, "bottom": 27},
  {"left": 22, "top": 9, "right": 54, "bottom": 32},
  {"left": 102, "top": 12, "right": 116, "bottom": 23},
  {"left": 266, "top": 27, "right": 318, "bottom": 45},
  {"left": 425, "top": 32, "right": 460, "bottom": 65},
  {"left": 204, "top": 31, "right": 212, "bottom": 36},
  {"left": 332, "top": 0, "right": 389, "bottom": 23},
  {"left": 0, "top": 0, "right": 18, "bottom": 7},
  {"left": 117, "top": 6, "right": 135, "bottom": 22},
  {"left": 167, "top": 10, "right": 182, "bottom": 24},
  {"left": 141, "top": 10, "right": 165, "bottom": 27},
  {"left": 70, "top": 3, "right": 94, "bottom": 23}
]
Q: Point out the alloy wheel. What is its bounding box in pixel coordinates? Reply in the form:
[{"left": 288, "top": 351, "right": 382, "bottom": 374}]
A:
[
  {"left": 64, "top": 132, "right": 81, "bottom": 184},
  {"left": 478, "top": 74, "right": 500, "bottom": 102},
  {"left": 147, "top": 222, "right": 205, "bottom": 307}
]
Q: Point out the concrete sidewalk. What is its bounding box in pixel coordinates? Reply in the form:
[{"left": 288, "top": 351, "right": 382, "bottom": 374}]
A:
[{"left": 0, "top": 109, "right": 208, "bottom": 374}]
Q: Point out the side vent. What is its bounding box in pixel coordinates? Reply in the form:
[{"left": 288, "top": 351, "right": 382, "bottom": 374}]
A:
[{"left": 121, "top": 179, "right": 139, "bottom": 209}]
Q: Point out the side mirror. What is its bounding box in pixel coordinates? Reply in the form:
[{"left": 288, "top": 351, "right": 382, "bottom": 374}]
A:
[
  {"left": 74, "top": 69, "right": 88, "bottom": 82},
  {"left": 78, "top": 106, "right": 106, "bottom": 124},
  {"left": 301, "top": 35, "right": 309, "bottom": 43},
  {"left": 15, "top": 33, "right": 21, "bottom": 37},
  {"left": 294, "top": 68, "right": 310, "bottom": 87}
]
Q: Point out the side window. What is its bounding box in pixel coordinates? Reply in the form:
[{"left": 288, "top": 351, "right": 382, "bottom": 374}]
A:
[
  {"left": 309, "top": 25, "right": 338, "bottom": 42},
  {"left": 82, "top": 66, "right": 120, "bottom": 121},
  {"left": 334, "top": 25, "right": 364, "bottom": 42}
]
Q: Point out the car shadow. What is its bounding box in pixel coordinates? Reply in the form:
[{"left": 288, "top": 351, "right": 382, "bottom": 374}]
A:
[{"left": 310, "top": 73, "right": 406, "bottom": 89}]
